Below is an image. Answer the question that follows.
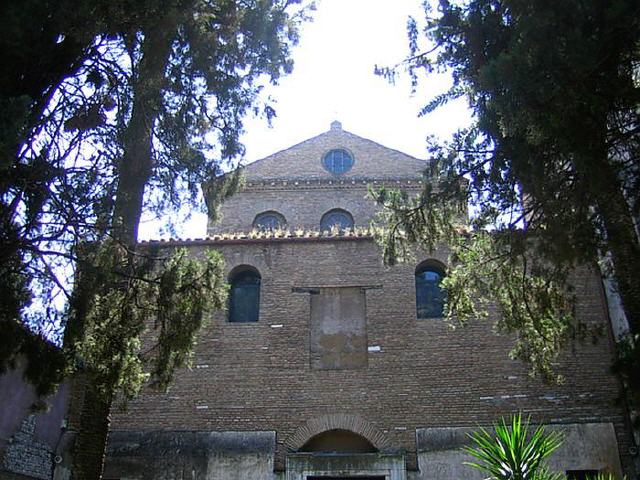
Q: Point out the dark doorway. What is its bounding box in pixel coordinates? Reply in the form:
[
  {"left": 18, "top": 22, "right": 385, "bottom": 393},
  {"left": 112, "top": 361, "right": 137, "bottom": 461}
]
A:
[
  {"left": 566, "top": 471, "right": 599, "bottom": 480},
  {"left": 299, "top": 429, "right": 377, "bottom": 454},
  {"left": 307, "top": 477, "right": 385, "bottom": 480}
]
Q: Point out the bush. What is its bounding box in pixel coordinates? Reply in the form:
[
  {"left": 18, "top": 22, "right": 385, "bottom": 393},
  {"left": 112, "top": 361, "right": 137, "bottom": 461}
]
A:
[{"left": 464, "top": 413, "right": 564, "bottom": 480}]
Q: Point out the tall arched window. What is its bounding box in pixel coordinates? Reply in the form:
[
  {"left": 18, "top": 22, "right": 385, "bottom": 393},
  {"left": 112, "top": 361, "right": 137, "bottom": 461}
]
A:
[
  {"left": 415, "top": 261, "right": 446, "bottom": 319},
  {"left": 320, "top": 209, "right": 354, "bottom": 232},
  {"left": 253, "top": 211, "right": 286, "bottom": 231},
  {"left": 228, "top": 266, "right": 261, "bottom": 323}
]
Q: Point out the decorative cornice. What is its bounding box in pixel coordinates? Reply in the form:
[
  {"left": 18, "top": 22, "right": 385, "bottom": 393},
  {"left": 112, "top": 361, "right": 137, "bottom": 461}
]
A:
[{"left": 243, "top": 177, "right": 424, "bottom": 192}]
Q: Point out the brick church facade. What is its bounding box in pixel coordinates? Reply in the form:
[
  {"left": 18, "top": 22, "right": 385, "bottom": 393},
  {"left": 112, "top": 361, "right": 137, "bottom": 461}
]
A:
[
  {"left": 97, "top": 121, "right": 635, "bottom": 479},
  {"left": 0, "top": 122, "right": 634, "bottom": 478}
]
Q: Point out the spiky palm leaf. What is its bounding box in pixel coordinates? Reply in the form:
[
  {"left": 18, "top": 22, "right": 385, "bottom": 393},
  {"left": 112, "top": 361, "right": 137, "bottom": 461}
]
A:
[
  {"left": 585, "top": 474, "right": 626, "bottom": 480},
  {"left": 463, "top": 413, "right": 563, "bottom": 480}
]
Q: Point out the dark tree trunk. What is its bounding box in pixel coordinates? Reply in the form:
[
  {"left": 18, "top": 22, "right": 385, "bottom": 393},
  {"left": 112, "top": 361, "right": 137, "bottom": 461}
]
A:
[
  {"left": 586, "top": 145, "right": 640, "bottom": 415},
  {"left": 70, "top": 16, "right": 177, "bottom": 480},
  {"left": 594, "top": 162, "right": 640, "bottom": 332},
  {"left": 112, "top": 20, "right": 177, "bottom": 248},
  {"left": 586, "top": 140, "right": 640, "bottom": 340},
  {"left": 601, "top": 201, "right": 640, "bottom": 338},
  {"left": 69, "top": 381, "right": 112, "bottom": 480}
]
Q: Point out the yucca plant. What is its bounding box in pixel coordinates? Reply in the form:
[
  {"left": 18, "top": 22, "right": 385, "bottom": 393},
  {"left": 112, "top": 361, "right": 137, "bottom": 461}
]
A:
[
  {"left": 464, "top": 413, "right": 564, "bottom": 480},
  {"left": 585, "top": 474, "right": 626, "bottom": 480}
]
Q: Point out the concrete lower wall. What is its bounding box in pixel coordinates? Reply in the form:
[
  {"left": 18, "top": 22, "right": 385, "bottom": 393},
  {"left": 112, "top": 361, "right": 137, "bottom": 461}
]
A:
[
  {"left": 105, "top": 423, "right": 625, "bottom": 480},
  {"left": 105, "top": 431, "right": 275, "bottom": 480},
  {"left": 415, "top": 427, "right": 483, "bottom": 480},
  {"left": 546, "top": 423, "right": 623, "bottom": 475},
  {"left": 286, "top": 452, "right": 406, "bottom": 480}
]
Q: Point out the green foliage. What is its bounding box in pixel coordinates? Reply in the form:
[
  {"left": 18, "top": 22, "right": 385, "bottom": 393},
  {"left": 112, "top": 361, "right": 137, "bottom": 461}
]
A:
[
  {"left": 0, "top": 319, "right": 66, "bottom": 398},
  {"left": 372, "top": 178, "right": 577, "bottom": 381},
  {"left": 584, "top": 473, "right": 627, "bottom": 480},
  {"left": 611, "top": 333, "right": 640, "bottom": 429},
  {"left": 1, "top": 0, "right": 313, "bottom": 475},
  {"left": 0, "top": 0, "right": 313, "bottom": 392},
  {"left": 374, "top": 0, "right": 640, "bottom": 385},
  {"left": 65, "top": 242, "right": 226, "bottom": 401},
  {"left": 464, "top": 413, "right": 564, "bottom": 480},
  {"left": 445, "top": 233, "right": 575, "bottom": 382},
  {"left": 203, "top": 168, "right": 245, "bottom": 224},
  {"left": 369, "top": 158, "right": 466, "bottom": 266},
  {"left": 152, "top": 249, "right": 227, "bottom": 390}
]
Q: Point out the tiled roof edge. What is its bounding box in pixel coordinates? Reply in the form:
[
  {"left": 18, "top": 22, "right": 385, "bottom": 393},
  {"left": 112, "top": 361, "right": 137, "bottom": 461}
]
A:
[{"left": 139, "top": 228, "right": 376, "bottom": 247}]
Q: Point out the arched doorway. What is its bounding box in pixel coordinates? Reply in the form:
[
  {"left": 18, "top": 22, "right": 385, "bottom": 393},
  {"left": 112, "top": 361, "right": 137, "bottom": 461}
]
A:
[
  {"left": 306, "top": 477, "right": 385, "bottom": 480},
  {"left": 287, "top": 428, "right": 404, "bottom": 480},
  {"left": 299, "top": 429, "right": 378, "bottom": 454},
  {"left": 300, "top": 431, "right": 384, "bottom": 480},
  {"left": 286, "top": 417, "right": 405, "bottom": 480}
]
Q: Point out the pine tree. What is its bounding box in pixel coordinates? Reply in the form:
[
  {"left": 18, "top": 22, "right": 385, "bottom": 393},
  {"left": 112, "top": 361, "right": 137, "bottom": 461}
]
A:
[
  {"left": 1, "top": 1, "right": 312, "bottom": 476},
  {"left": 375, "top": 0, "right": 639, "bottom": 401}
]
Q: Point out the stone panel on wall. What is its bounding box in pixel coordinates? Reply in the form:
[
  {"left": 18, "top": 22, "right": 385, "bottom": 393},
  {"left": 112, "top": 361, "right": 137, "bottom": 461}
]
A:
[{"left": 309, "top": 287, "right": 367, "bottom": 370}]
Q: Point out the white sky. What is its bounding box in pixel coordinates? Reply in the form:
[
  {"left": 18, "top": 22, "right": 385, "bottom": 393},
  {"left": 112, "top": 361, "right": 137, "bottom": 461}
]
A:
[{"left": 140, "top": 0, "right": 471, "bottom": 240}]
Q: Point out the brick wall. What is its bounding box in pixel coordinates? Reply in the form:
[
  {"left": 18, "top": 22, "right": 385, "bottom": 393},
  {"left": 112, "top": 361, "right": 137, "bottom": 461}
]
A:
[
  {"left": 110, "top": 125, "right": 635, "bottom": 476},
  {"left": 243, "top": 124, "right": 427, "bottom": 181},
  {"left": 209, "top": 122, "right": 428, "bottom": 234},
  {"left": 209, "top": 182, "right": 422, "bottom": 234},
  {"left": 110, "top": 236, "right": 634, "bottom": 472}
]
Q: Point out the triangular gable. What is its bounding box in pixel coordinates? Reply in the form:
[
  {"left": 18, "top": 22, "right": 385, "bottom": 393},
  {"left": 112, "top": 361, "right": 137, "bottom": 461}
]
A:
[{"left": 244, "top": 122, "right": 429, "bottom": 180}]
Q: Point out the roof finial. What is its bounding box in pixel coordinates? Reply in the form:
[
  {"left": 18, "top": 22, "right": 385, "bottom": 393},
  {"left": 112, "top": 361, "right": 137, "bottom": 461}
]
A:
[{"left": 330, "top": 120, "right": 342, "bottom": 131}]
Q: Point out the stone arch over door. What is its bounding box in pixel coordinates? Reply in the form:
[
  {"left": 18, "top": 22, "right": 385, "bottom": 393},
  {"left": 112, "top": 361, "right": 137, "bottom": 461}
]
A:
[{"left": 285, "top": 414, "right": 390, "bottom": 452}]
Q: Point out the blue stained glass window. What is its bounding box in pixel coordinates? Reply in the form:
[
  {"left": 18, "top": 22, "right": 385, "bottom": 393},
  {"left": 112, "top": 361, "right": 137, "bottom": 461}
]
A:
[
  {"left": 415, "top": 263, "right": 446, "bottom": 319},
  {"left": 320, "top": 209, "right": 354, "bottom": 232},
  {"left": 322, "top": 149, "right": 353, "bottom": 174},
  {"left": 228, "top": 268, "right": 261, "bottom": 323}
]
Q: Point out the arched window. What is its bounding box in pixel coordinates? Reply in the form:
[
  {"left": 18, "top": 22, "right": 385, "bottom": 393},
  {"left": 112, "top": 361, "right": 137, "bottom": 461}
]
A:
[
  {"left": 320, "top": 209, "right": 354, "bottom": 232},
  {"left": 253, "top": 211, "right": 286, "bottom": 231},
  {"left": 415, "top": 262, "right": 446, "bottom": 319},
  {"left": 228, "top": 267, "right": 261, "bottom": 323}
]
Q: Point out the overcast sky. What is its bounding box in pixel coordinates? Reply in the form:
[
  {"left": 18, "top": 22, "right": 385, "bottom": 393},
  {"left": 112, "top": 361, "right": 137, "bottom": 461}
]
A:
[{"left": 139, "top": 0, "right": 470, "bottom": 239}]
